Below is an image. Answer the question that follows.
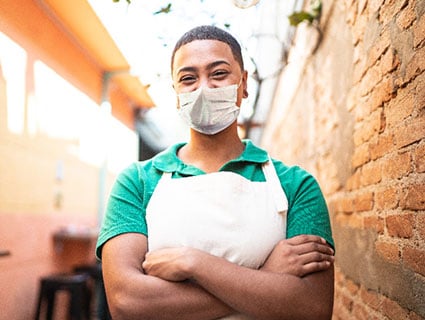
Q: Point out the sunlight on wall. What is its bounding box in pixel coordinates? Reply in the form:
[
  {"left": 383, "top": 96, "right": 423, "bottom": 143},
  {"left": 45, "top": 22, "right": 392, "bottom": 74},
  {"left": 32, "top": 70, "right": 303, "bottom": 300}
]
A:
[
  {"left": 0, "top": 31, "right": 138, "bottom": 174},
  {"left": 33, "top": 61, "right": 138, "bottom": 173},
  {"left": 0, "top": 32, "right": 27, "bottom": 135}
]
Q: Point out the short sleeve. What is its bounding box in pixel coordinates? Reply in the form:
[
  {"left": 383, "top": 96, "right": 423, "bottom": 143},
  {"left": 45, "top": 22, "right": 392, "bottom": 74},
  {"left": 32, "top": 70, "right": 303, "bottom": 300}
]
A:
[
  {"left": 95, "top": 163, "right": 147, "bottom": 259},
  {"left": 274, "top": 162, "right": 334, "bottom": 250}
]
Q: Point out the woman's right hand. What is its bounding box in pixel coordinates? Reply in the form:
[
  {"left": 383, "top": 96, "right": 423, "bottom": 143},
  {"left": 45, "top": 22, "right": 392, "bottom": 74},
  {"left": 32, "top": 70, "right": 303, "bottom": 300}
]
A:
[{"left": 260, "top": 234, "right": 334, "bottom": 277}]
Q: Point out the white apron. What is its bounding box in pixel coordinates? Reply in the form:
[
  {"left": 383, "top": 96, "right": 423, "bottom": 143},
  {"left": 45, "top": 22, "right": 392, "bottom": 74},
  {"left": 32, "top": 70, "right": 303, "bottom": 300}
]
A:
[{"left": 146, "top": 158, "right": 288, "bottom": 319}]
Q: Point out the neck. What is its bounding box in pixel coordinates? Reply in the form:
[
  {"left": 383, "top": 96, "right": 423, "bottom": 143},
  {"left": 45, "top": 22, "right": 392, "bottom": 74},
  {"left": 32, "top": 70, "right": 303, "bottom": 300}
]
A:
[{"left": 178, "top": 124, "right": 245, "bottom": 172}]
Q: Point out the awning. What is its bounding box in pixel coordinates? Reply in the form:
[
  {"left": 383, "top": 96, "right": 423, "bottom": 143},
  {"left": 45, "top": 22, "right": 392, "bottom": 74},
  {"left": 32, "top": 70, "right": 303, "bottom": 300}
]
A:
[{"left": 0, "top": 0, "right": 155, "bottom": 130}]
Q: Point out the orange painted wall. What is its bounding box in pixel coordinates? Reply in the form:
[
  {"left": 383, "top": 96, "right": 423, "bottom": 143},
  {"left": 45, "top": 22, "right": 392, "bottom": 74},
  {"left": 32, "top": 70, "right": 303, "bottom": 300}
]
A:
[
  {"left": 0, "top": 65, "right": 117, "bottom": 318},
  {"left": 0, "top": 2, "right": 120, "bottom": 317}
]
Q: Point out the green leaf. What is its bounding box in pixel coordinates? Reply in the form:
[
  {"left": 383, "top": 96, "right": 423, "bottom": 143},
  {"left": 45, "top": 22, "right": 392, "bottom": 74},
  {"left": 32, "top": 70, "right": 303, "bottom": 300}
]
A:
[
  {"left": 153, "top": 3, "right": 172, "bottom": 15},
  {"left": 288, "top": 11, "right": 315, "bottom": 26}
]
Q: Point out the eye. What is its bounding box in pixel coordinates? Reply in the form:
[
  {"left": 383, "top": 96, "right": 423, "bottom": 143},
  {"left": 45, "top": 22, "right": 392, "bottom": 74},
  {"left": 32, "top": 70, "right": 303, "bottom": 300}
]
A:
[
  {"left": 179, "top": 74, "right": 197, "bottom": 84},
  {"left": 211, "top": 70, "right": 229, "bottom": 79}
]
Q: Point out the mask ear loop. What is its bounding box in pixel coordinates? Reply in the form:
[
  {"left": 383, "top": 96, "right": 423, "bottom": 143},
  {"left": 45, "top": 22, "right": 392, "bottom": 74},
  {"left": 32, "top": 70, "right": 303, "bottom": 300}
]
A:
[{"left": 237, "top": 77, "right": 243, "bottom": 88}]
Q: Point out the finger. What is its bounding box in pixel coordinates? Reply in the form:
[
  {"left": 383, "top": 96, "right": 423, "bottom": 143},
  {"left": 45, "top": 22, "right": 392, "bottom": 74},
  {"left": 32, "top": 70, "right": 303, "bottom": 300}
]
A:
[
  {"left": 285, "top": 234, "right": 327, "bottom": 246},
  {"left": 302, "top": 242, "right": 335, "bottom": 256},
  {"left": 283, "top": 241, "right": 334, "bottom": 256},
  {"left": 297, "top": 251, "right": 335, "bottom": 268},
  {"left": 299, "top": 260, "right": 334, "bottom": 277}
]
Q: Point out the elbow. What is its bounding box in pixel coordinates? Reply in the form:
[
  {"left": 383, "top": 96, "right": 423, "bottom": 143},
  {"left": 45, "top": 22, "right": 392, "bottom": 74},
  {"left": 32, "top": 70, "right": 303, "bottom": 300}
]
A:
[
  {"left": 107, "top": 289, "right": 152, "bottom": 320},
  {"left": 107, "top": 290, "right": 133, "bottom": 320}
]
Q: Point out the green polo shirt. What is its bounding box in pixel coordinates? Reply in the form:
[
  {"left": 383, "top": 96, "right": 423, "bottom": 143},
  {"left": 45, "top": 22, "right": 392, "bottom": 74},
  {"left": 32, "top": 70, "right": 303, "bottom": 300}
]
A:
[{"left": 96, "top": 140, "right": 334, "bottom": 259}]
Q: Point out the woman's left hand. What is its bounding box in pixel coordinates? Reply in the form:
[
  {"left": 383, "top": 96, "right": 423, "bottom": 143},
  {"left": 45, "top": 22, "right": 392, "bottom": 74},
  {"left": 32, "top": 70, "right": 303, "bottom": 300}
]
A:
[{"left": 142, "top": 247, "right": 200, "bottom": 282}]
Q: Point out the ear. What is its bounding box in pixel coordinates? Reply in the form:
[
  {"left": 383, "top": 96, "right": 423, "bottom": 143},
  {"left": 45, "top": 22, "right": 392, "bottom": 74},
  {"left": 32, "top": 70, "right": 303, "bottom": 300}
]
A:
[
  {"left": 242, "top": 70, "right": 249, "bottom": 98},
  {"left": 176, "top": 96, "right": 181, "bottom": 110}
]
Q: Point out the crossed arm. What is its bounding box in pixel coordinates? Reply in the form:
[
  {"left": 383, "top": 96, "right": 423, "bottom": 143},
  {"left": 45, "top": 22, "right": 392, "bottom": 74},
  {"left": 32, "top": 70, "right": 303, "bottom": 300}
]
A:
[{"left": 101, "top": 233, "right": 334, "bottom": 320}]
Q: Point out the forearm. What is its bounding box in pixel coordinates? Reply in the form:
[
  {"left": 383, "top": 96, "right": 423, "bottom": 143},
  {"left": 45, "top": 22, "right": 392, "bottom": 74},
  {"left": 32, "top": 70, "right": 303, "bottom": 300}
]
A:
[
  {"left": 101, "top": 234, "right": 234, "bottom": 320},
  {"left": 189, "top": 252, "right": 334, "bottom": 320},
  {"left": 107, "top": 269, "right": 233, "bottom": 320}
]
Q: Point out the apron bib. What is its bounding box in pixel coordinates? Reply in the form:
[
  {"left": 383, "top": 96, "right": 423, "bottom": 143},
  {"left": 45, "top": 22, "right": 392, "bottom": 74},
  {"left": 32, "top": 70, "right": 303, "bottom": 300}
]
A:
[{"left": 146, "top": 159, "right": 288, "bottom": 319}]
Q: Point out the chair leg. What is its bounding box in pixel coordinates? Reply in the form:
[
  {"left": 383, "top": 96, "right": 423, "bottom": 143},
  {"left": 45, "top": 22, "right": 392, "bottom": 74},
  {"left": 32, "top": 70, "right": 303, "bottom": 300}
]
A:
[
  {"left": 45, "top": 289, "right": 55, "bottom": 320},
  {"left": 34, "top": 285, "right": 44, "bottom": 320}
]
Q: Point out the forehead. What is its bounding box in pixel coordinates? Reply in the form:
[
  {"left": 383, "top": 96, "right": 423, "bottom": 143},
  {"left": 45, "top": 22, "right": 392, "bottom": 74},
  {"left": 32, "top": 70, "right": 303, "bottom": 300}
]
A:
[{"left": 172, "top": 40, "right": 236, "bottom": 73}]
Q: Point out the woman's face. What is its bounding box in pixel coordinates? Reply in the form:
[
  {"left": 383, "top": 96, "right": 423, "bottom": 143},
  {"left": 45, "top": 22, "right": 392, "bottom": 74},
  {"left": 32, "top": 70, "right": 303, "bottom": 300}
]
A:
[{"left": 172, "top": 39, "right": 247, "bottom": 106}]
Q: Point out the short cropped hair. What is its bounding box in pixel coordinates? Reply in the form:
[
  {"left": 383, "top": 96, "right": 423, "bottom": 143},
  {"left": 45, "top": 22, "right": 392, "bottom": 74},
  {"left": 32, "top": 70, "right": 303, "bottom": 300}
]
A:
[{"left": 171, "top": 25, "right": 244, "bottom": 72}]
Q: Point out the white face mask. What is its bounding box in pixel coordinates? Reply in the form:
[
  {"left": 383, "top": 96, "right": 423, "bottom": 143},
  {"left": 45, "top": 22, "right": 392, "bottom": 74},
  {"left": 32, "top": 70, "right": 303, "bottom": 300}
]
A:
[{"left": 177, "top": 84, "right": 240, "bottom": 135}]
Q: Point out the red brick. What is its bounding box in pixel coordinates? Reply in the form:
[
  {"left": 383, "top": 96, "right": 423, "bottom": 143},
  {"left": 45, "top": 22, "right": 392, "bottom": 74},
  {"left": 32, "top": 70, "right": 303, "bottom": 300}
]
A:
[
  {"left": 359, "top": 65, "right": 382, "bottom": 96},
  {"left": 360, "top": 287, "right": 382, "bottom": 311},
  {"left": 370, "top": 76, "right": 395, "bottom": 111},
  {"left": 352, "top": 10, "right": 368, "bottom": 45},
  {"left": 341, "top": 293, "right": 354, "bottom": 312},
  {"left": 382, "top": 296, "right": 410, "bottom": 320},
  {"left": 375, "top": 241, "right": 400, "bottom": 263},
  {"left": 352, "top": 143, "right": 370, "bottom": 168},
  {"left": 354, "top": 125, "right": 365, "bottom": 146},
  {"left": 382, "top": 151, "right": 412, "bottom": 180},
  {"left": 403, "top": 246, "right": 425, "bottom": 276},
  {"left": 386, "top": 213, "right": 414, "bottom": 238},
  {"left": 408, "top": 311, "right": 424, "bottom": 320},
  {"left": 396, "top": 1, "right": 416, "bottom": 29},
  {"left": 346, "top": 1, "right": 357, "bottom": 26},
  {"left": 393, "top": 116, "right": 425, "bottom": 148},
  {"left": 385, "top": 87, "right": 415, "bottom": 128},
  {"left": 346, "top": 278, "right": 360, "bottom": 295},
  {"left": 346, "top": 169, "right": 361, "bottom": 191},
  {"left": 413, "top": 11, "right": 425, "bottom": 48},
  {"left": 360, "top": 160, "right": 382, "bottom": 186},
  {"left": 353, "top": 58, "right": 367, "bottom": 85},
  {"left": 352, "top": 302, "right": 370, "bottom": 320},
  {"left": 405, "top": 45, "right": 425, "bottom": 83},
  {"left": 334, "top": 266, "right": 346, "bottom": 286},
  {"left": 353, "top": 191, "right": 374, "bottom": 212},
  {"left": 357, "top": 0, "right": 368, "bottom": 15},
  {"left": 416, "top": 73, "right": 425, "bottom": 111},
  {"left": 380, "top": 48, "right": 400, "bottom": 75},
  {"left": 414, "top": 143, "right": 425, "bottom": 173},
  {"left": 369, "top": 0, "right": 386, "bottom": 15},
  {"left": 354, "top": 109, "right": 384, "bottom": 144},
  {"left": 400, "top": 183, "right": 425, "bottom": 210},
  {"left": 375, "top": 186, "right": 399, "bottom": 210},
  {"left": 337, "top": 196, "right": 355, "bottom": 214},
  {"left": 417, "top": 214, "right": 425, "bottom": 241},
  {"left": 354, "top": 96, "right": 371, "bottom": 122},
  {"left": 379, "top": 0, "right": 409, "bottom": 26},
  {"left": 370, "top": 133, "right": 395, "bottom": 160},
  {"left": 364, "top": 215, "right": 385, "bottom": 233},
  {"left": 353, "top": 40, "right": 364, "bottom": 65},
  {"left": 367, "top": 26, "right": 391, "bottom": 69}
]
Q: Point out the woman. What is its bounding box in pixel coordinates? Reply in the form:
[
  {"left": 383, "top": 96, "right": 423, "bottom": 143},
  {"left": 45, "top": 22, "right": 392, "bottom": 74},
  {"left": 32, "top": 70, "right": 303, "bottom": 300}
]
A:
[{"left": 96, "top": 25, "right": 335, "bottom": 320}]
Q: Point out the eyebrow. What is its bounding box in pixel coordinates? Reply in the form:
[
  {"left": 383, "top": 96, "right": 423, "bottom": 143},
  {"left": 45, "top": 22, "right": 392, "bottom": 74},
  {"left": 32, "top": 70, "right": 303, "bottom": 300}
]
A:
[{"left": 176, "top": 60, "right": 231, "bottom": 76}]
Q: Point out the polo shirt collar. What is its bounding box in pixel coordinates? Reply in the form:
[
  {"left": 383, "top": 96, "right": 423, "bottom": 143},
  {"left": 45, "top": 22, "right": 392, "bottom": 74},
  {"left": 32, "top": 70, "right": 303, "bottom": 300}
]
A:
[{"left": 152, "top": 139, "right": 269, "bottom": 174}]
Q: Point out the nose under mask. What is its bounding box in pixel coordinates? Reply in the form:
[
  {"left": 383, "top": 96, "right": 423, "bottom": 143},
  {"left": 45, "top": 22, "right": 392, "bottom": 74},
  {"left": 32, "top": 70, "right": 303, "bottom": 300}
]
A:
[{"left": 177, "top": 83, "right": 240, "bottom": 135}]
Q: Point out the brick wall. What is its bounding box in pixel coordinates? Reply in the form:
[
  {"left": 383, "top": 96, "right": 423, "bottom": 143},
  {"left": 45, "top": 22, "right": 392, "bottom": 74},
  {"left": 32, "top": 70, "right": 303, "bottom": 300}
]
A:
[{"left": 261, "top": 0, "right": 424, "bottom": 318}]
